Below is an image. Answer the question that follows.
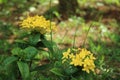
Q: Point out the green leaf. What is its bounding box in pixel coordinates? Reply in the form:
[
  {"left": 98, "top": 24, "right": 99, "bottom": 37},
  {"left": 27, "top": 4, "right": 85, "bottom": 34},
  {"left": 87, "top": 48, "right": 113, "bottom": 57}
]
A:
[
  {"left": 29, "top": 33, "right": 40, "bottom": 45},
  {"left": 71, "top": 77, "right": 78, "bottom": 80},
  {"left": 24, "top": 46, "right": 38, "bottom": 59},
  {"left": 17, "top": 61, "right": 30, "bottom": 80},
  {"left": 15, "top": 40, "right": 27, "bottom": 44},
  {"left": 65, "top": 66, "right": 78, "bottom": 75},
  {"left": 11, "top": 47, "right": 22, "bottom": 55},
  {"left": 41, "top": 38, "right": 53, "bottom": 52},
  {"left": 3, "top": 56, "right": 18, "bottom": 66},
  {"left": 31, "top": 64, "right": 51, "bottom": 71},
  {"left": 50, "top": 68, "right": 64, "bottom": 77},
  {"left": 54, "top": 61, "right": 62, "bottom": 67}
]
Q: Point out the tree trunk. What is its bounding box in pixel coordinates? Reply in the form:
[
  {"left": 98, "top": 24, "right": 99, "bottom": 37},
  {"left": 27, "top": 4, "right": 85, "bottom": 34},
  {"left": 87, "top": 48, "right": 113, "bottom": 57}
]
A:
[{"left": 58, "top": 0, "right": 78, "bottom": 19}]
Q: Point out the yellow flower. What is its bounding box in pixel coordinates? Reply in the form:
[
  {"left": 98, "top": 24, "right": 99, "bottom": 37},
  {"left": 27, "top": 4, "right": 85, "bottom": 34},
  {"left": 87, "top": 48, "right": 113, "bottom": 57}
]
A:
[
  {"left": 82, "top": 66, "right": 90, "bottom": 73},
  {"left": 70, "top": 58, "right": 83, "bottom": 66},
  {"left": 62, "top": 48, "right": 96, "bottom": 73},
  {"left": 69, "top": 53, "right": 75, "bottom": 59},
  {"left": 20, "top": 15, "right": 57, "bottom": 34},
  {"left": 82, "top": 64, "right": 95, "bottom": 73},
  {"left": 79, "top": 48, "right": 90, "bottom": 59},
  {"left": 62, "top": 48, "right": 70, "bottom": 59},
  {"left": 89, "top": 54, "right": 96, "bottom": 60},
  {"left": 62, "top": 48, "right": 71, "bottom": 63},
  {"left": 62, "top": 59, "right": 67, "bottom": 63},
  {"left": 82, "top": 56, "right": 96, "bottom": 73},
  {"left": 83, "top": 57, "right": 91, "bottom": 66}
]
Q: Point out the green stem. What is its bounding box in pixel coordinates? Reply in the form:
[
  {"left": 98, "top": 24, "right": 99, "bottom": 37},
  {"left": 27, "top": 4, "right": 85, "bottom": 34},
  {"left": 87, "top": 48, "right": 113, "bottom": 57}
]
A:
[
  {"left": 60, "top": 29, "right": 68, "bottom": 43},
  {"left": 49, "top": 0, "right": 54, "bottom": 60},
  {"left": 82, "top": 23, "right": 93, "bottom": 47},
  {"left": 73, "top": 26, "right": 79, "bottom": 48},
  {"left": 82, "top": 13, "right": 102, "bottom": 48},
  {"left": 49, "top": 0, "right": 53, "bottom": 44},
  {"left": 29, "top": 60, "right": 32, "bottom": 71}
]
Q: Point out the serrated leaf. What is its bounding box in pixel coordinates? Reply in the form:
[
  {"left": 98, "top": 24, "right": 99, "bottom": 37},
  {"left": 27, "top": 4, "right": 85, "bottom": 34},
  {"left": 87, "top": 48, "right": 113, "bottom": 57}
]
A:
[
  {"left": 17, "top": 61, "right": 30, "bottom": 80},
  {"left": 3, "top": 56, "right": 18, "bottom": 66},
  {"left": 50, "top": 68, "right": 64, "bottom": 77},
  {"left": 23, "top": 46, "right": 38, "bottom": 59}
]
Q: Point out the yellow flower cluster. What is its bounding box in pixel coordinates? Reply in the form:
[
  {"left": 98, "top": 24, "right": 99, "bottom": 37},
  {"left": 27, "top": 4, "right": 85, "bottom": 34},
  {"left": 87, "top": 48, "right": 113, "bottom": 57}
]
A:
[
  {"left": 20, "top": 15, "right": 57, "bottom": 34},
  {"left": 62, "top": 48, "right": 96, "bottom": 73}
]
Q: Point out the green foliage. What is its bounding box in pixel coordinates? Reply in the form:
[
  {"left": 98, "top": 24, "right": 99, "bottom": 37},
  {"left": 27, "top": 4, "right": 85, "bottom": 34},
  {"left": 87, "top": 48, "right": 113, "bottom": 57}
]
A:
[
  {"left": 0, "top": 0, "right": 7, "bottom": 3},
  {"left": 50, "top": 68, "right": 64, "bottom": 77},
  {"left": 3, "top": 56, "right": 18, "bottom": 66},
  {"left": 28, "top": 33, "right": 40, "bottom": 45},
  {"left": 17, "top": 61, "right": 30, "bottom": 80},
  {"left": 78, "top": 0, "right": 120, "bottom": 6},
  {"left": 23, "top": 46, "right": 38, "bottom": 59},
  {"left": 11, "top": 47, "right": 22, "bottom": 55},
  {"left": 104, "top": 0, "right": 120, "bottom": 6}
]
